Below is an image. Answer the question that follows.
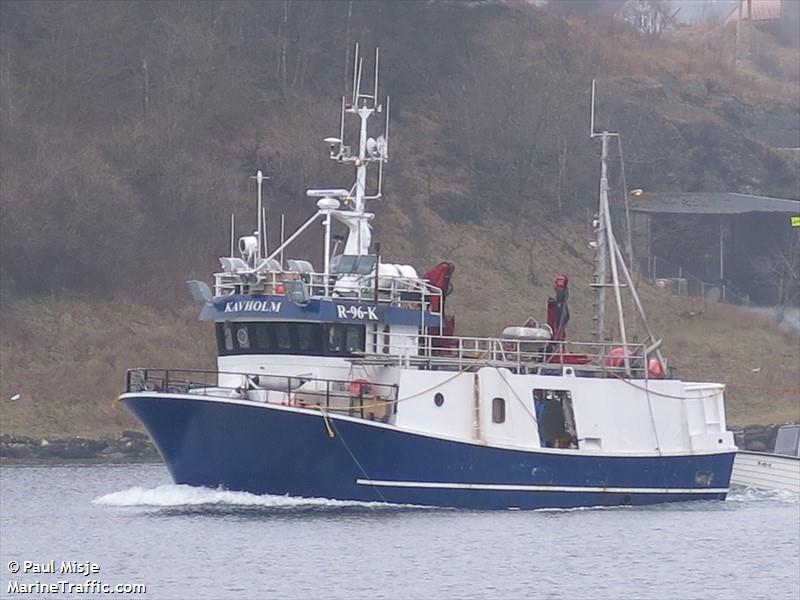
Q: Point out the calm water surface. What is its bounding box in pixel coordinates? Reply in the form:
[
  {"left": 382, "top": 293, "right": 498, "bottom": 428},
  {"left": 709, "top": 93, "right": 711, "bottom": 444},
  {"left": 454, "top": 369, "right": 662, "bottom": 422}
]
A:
[{"left": 1, "top": 462, "right": 798, "bottom": 599}]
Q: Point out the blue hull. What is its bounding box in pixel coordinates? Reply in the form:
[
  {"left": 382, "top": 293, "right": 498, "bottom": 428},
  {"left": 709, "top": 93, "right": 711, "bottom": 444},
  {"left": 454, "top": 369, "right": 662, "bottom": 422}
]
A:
[{"left": 122, "top": 394, "right": 734, "bottom": 510}]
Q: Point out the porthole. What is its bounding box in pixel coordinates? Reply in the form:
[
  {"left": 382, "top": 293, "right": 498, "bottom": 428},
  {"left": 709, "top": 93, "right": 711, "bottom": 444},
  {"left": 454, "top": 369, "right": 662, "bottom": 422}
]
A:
[
  {"left": 492, "top": 397, "right": 506, "bottom": 423},
  {"left": 434, "top": 393, "right": 444, "bottom": 407}
]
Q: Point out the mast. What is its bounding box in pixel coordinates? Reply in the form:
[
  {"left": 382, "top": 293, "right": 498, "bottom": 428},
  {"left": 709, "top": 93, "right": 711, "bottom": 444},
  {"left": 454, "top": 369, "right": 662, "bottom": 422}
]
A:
[
  {"left": 590, "top": 80, "right": 630, "bottom": 369},
  {"left": 265, "top": 45, "right": 389, "bottom": 277},
  {"left": 250, "top": 170, "right": 269, "bottom": 263},
  {"left": 595, "top": 131, "right": 609, "bottom": 343},
  {"left": 318, "top": 44, "right": 390, "bottom": 258},
  {"left": 590, "top": 81, "right": 608, "bottom": 344}
]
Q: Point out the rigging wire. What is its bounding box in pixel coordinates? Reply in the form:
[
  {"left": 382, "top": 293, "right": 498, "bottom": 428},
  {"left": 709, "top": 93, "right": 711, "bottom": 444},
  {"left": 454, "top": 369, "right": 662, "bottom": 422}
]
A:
[
  {"left": 610, "top": 372, "right": 724, "bottom": 401},
  {"left": 324, "top": 411, "right": 388, "bottom": 503}
]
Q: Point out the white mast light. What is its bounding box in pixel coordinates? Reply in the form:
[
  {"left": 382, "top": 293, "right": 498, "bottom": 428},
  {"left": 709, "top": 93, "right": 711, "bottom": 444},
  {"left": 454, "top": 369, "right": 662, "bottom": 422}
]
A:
[{"left": 366, "top": 137, "right": 379, "bottom": 158}]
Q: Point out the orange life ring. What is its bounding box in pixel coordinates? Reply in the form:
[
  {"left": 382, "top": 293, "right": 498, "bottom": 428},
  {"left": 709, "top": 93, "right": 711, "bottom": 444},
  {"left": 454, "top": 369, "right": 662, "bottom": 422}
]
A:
[
  {"left": 604, "top": 347, "right": 630, "bottom": 367},
  {"left": 647, "top": 358, "right": 664, "bottom": 379},
  {"left": 348, "top": 378, "right": 372, "bottom": 396}
]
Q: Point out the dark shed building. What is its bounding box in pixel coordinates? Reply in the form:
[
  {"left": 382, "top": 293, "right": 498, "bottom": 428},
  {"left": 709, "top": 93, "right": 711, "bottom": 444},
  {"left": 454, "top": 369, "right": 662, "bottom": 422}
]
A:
[{"left": 629, "top": 193, "right": 799, "bottom": 304}]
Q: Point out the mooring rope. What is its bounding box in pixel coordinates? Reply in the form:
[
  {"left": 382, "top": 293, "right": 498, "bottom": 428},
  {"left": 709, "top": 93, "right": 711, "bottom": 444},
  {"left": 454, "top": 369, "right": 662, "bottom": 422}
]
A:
[{"left": 325, "top": 415, "right": 388, "bottom": 503}]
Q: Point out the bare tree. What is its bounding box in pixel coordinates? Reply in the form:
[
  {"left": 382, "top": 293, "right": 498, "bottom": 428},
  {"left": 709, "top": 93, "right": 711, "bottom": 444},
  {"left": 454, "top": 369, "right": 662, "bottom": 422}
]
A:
[
  {"left": 619, "top": 0, "right": 680, "bottom": 36},
  {"left": 753, "top": 235, "right": 800, "bottom": 316}
]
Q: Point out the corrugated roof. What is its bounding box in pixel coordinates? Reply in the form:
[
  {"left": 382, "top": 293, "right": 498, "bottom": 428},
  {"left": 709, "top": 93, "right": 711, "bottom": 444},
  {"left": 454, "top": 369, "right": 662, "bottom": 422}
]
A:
[{"left": 628, "top": 192, "right": 800, "bottom": 215}]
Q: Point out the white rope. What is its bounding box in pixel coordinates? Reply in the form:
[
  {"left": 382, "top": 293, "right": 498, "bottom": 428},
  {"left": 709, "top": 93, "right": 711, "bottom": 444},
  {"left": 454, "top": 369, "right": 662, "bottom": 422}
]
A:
[
  {"left": 611, "top": 373, "right": 723, "bottom": 401},
  {"left": 497, "top": 368, "right": 539, "bottom": 427}
]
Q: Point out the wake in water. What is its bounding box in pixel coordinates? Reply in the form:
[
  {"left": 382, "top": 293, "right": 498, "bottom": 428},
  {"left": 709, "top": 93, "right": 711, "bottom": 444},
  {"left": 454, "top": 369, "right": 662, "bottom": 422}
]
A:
[
  {"left": 725, "top": 487, "right": 799, "bottom": 504},
  {"left": 92, "top": 484, "right": 797, "bottom": 516},
  {"left": 93, "top": 484, "right": 431, "bottom": 512}
]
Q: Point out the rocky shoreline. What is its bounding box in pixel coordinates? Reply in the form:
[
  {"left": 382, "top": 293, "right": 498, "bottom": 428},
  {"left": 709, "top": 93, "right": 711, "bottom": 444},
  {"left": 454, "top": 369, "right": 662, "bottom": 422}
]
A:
[
  {"left": 1, "top": 423, "right": 795, "bottom": 462},
  {"left": 0, "top": 431, "right": 158, "bottom": 461}
]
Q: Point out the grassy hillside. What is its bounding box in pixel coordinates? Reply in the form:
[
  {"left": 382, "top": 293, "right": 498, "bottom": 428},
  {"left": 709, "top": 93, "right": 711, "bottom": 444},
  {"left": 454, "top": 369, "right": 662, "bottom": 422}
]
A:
[
  {"left": 1, "top": 217, "right": 797, "bottom": 436},
  {"left": 0, "top": 297, "right": 214, "bottom": 436},
  {"left": 0, "top": 1, "right": 798, "bottom": 437}
]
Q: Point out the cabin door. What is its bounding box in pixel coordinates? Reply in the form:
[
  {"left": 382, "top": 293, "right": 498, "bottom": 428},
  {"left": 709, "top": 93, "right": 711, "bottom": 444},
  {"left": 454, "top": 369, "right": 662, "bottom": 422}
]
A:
[{"left": 533, "top": 389, "right": 577, "bottom": 449}]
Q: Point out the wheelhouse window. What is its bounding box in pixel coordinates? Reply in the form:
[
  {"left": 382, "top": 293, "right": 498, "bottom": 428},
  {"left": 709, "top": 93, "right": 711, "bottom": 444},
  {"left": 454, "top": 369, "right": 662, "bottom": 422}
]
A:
[
  {"left": 216, "top": 322, "right": 365, "bottom": 357},
  {"left": 222, "top": 325, "right": 234, "bottom": 352},
  {"left": 332, "top": 254, "right": 377, "bottom": 275},
  {"left": 296, "top": 323, "right": 318, "bottom": 353},
  {"left": 327, "top": 324, "right": 344, "bottom": 354},
  {"left": 235, "top": 325, "right": 250, "bottom": 349},
  {"left": 774, "top": 426, "right": 800, "bottom": 458},
  {"left": 346, "top": 326, "right": 363, "bottom": 354},
  {"left": 275, "top": 322, "right": 291, "bottom": 351}
]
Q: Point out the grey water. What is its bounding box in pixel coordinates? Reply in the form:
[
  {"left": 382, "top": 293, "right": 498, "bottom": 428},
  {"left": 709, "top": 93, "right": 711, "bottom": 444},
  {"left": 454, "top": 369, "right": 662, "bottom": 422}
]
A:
[{"left": 1, "top": 463, "right": 798, "bottom": 600}]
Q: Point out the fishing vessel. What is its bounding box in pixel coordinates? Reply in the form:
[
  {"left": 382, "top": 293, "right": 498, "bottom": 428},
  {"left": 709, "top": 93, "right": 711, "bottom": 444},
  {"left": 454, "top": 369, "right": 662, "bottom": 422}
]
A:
[
  {"left": 731, "top": 425, "right": 800, "bottom": 493},
  {"left": 120, "top": 47, "right": 737, "bottom": 509}
]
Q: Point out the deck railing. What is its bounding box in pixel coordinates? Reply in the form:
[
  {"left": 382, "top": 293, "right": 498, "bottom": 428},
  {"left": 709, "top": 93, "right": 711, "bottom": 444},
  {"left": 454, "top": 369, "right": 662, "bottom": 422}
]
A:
[
  {"left": 125, "top": 368, "right": 400, "bottom": 421},
  {"left": 354, "top": 331, "right": 665, "bottom": 378},
  {"left": 213, "top": 270, "right": 443, "bottom": 312}
]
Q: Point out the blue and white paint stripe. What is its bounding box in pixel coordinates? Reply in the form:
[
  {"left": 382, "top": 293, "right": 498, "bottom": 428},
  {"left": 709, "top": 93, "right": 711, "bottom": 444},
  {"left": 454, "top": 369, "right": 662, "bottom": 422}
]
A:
[{"left": 356, "top": 479, "right": 728, "bottom": 494}]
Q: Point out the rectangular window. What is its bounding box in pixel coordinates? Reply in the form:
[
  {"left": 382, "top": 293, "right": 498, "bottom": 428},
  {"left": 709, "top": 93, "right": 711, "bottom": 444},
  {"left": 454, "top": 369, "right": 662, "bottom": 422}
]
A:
[
  {"left": 322, "top": 324, "right": 365, "bottom": 356},
  {"left": 345, "top": 325, "right": 365, "bottom": 354},
  {"left": 235, "top": 324, "right": 250, "bottom": 350},
  {"left": 371, "top": 324, "right": 379, "bottom": 353},
  {"left": 255, "top": 322, "right": 273, "bottom": 352},
  {"left": 382, "top": 325, "right": 391, "bottom": 354},
  {"left": 296, "top": 323, "right": 319, "bottom": 353},
  {"left": 220, "top": 323, "right": 234, "bottom": 351},
  {"left": 492, "top": 397, "right": 506, "bottom": 423},
  {"left": 775, "top": 426, "right": 800, "bottom": 457},
  {"left": 327, "top": 324, "right": 345, "bottom": 354},
  {"left": 332, "top": 254, "right": 377, "bottom": 275},
  {"left": 333, "top": 255, "right": 357, "bottom": 274},
  {"left": 275, "top": 323, "right": 291, "bottom": 351},
  {"left": 215, "top": 322, "right": 363, "bottom": 357}
]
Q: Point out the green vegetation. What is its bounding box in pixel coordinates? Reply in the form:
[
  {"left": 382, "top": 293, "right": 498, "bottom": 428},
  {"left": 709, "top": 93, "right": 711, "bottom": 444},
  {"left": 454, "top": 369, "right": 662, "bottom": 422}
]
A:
[{"left": 1, "top": 1, "right": 798, "bottom": 436}]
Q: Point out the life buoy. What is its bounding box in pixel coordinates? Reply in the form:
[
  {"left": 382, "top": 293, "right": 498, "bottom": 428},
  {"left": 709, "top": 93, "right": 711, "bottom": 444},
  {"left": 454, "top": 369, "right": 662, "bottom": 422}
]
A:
[
  {"left": 647, "top": 358, "right": 664, "bottom": 379},
  {"left": 604, "top": 347, "right": 630, "bottom": 367},
  {"left": 348, "top": 378, "right": 372, "bottom": 396}
]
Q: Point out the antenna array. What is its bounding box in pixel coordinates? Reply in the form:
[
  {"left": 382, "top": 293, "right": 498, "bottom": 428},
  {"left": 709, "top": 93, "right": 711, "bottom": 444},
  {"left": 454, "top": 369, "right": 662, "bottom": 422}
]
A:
[{"left": 326, "top": 44, "right": 390, "bottom": 211}]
